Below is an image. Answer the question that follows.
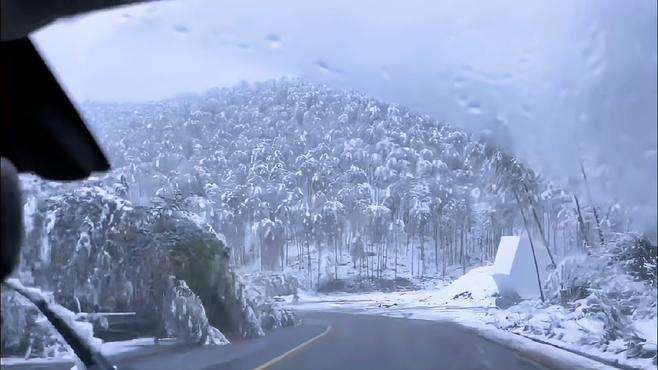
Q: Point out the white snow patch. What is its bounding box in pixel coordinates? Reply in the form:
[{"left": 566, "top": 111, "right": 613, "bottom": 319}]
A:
[
  {"left": 634, "top": 317, "right": 658, "bottom": 346},
  {"left": 288, "top": 265, "right": 496, "bottom": 312},
  {"left": 100, "top": 337, "right": 163, "bottom": 356},
  {"left": 1, "top": 338, "right": 171, "bottom": 367}
]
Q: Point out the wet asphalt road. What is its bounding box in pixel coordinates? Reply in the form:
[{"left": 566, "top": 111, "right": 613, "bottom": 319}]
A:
[
  {"left": 3, "top": 311, "right": 552, "bottom": 370},
  {"left": 247, "top": 311, "right": 549, "bottom": 370}
]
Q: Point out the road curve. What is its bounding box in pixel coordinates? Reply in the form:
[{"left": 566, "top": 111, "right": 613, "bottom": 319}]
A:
[
  {"left": 4, "top": 311, "right": 553, "bottom": 370},
  {"left": 237, "top": 311, "right": 549, "bottom": 370}
]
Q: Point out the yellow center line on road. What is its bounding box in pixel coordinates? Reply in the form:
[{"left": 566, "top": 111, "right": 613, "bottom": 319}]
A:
[{"left": 253, "top": 325, "right": 332, "bottom": 370}]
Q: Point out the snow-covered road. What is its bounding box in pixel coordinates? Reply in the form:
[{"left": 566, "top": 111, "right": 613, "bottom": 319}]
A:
[{"left": 281, "top": 266, "right": 655, "bottom": 370}]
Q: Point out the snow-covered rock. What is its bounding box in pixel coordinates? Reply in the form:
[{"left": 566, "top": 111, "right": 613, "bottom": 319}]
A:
[
  {"left": 163, "top": 278, "right": 229, "bottom": 345},
  {"left": 4, "top": 185, "right": 295, "bottom": 357}
]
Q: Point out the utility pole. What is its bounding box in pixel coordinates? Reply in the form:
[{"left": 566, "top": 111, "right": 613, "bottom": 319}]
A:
[{"left": 515, "top": 193, "right": 545, "bottom": 303}]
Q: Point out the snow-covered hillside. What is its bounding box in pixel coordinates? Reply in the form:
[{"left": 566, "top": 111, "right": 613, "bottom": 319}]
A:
[
  {"left": 78, "top": 79, "right": 604, "bottom": 283},
  {"left": 3, "top": 80, "right": 655, "bottom": 366}
]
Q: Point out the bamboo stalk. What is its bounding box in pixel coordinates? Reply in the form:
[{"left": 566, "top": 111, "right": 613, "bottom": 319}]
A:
[
  {"left": 573, "top": 194, "right": 591, "bottom": 248},
  {"left": 522, "top": 182, "right": 556, "bottom": 267},
  {"left": 579, "top": 159, "right": 605, "bottom": 246}
]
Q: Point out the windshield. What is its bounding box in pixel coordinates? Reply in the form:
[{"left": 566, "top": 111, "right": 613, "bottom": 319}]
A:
[{"left": 2, "top": 2, "right": 656, "bottom": 370}]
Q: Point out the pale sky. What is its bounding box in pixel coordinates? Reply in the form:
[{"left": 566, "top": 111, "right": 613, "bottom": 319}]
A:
[{"left": 32, "top": 0, "right": 657, "bottom": 235}]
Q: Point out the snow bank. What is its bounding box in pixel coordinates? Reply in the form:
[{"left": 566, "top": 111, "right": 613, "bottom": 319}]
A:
[
  {"left": 289, "top": 266, "right": 496, "bottom": 312},
  {"left": 437, "top": 265, "right": 498, "bottom": 307}
]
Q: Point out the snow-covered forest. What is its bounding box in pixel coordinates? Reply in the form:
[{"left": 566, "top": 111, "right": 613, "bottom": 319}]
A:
[
  {"left": 78, "top": 79, "right": 636, "bottom": 283},
  {"left": 2, "top": 80, "right": 655, "bottom": 366}
]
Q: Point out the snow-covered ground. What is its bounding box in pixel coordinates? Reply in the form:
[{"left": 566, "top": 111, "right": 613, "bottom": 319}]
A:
[
  {"left": 282, "top": 264, "right": 657, "bottom": 370},
  {"left": 283, "top": 265, "right": 495, "bottom": 311},
  {"left": 239, "top": 242, "right": 474, "bottom": 293},
  {"left": 3, "top": 264, "right": 654, "bottom": 369},
  {"left": 0, "top": 337, "right": 171, "bottom": 366}
]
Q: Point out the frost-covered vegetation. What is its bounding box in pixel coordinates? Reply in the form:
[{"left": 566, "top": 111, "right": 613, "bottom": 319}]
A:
[
  {"left": 3, "top": 176, "right": 295, "bottom": 359},
  {"left": 81, "top": 79, "right": 622, "bottom": 285},
  {"left": 289, "top": 234, "right": 656, "bottom": 367},
  {"left": 495, "top": 233, "right": 657, "bottom": 367},
  {"left": 2, "top": 79, "right": 654, "bottom": 364}
]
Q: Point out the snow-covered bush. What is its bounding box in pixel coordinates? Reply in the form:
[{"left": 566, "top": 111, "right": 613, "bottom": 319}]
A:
[
  {"left": 498, "top": 233, "right": 657, "bottom": 363},
  {"left": 4, "top": 184, "right": 296, "bottom": 357},
  {"left": 608, "top": 233, "right": 657, "bottom": 287},
  {"left": 162, "top": 277, "right": 229, "bottom": 345},
  {"left": 544, "top": 255, "right": 593, "bottom": 304},
  {"left": 317, "top": 276, "right": 418, "bottom": 293},
  {"left": 243, "top": 272, "right": 300, "bottom": 297},
  {"left": 233, "top": 275, "right": 297, "bottom": 338}
]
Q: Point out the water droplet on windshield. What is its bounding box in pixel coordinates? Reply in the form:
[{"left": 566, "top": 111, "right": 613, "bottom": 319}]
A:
[
  {"left": 467, "top": 101, "right": 482, "bottom": 115},
  {"left": 317, "top": 61, "right": 331, "bottom": 73},
  {"left": 452, "top": 76, "right": 464, "bottom": 89},
  {"left": 174, "top": 24, "right": 189, "bottom": 34},
  {"left": 380, "top": 67, "right": 391, "bottom": 80},
  {"left": 267, "top": 34, "right": 282, "bottom": 49},
  {"left": 315, "top": 60, "right": 342, "bottom": 76}
]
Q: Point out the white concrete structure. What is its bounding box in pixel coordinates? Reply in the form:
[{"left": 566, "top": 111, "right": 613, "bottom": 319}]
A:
[{"left": 491, "top": 233, "right": 551, "bottom": 299}]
